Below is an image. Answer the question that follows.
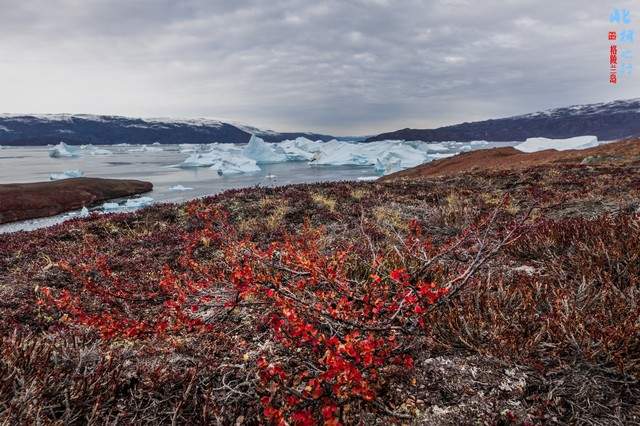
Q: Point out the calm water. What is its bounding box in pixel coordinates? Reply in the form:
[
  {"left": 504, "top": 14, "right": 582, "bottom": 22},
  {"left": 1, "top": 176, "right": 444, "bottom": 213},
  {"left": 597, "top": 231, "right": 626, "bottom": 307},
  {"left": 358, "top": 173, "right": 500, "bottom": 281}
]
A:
[{"left": 0, "top": 142, "right": 516, "bottom": 233}]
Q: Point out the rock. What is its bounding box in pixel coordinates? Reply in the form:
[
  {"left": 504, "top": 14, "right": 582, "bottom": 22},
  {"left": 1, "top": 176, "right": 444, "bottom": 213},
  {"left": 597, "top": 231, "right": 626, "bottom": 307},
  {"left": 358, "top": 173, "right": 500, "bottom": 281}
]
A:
[{"left": 0, "top": 178, "right": 153, "bottom": 224}]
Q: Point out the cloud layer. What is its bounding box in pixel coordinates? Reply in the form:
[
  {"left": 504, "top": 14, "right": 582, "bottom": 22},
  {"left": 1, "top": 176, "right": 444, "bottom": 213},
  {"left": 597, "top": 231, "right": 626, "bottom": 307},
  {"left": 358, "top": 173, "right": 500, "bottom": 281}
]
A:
[{"left": 0, "top": 0, "right": 638, "bottom": 134}]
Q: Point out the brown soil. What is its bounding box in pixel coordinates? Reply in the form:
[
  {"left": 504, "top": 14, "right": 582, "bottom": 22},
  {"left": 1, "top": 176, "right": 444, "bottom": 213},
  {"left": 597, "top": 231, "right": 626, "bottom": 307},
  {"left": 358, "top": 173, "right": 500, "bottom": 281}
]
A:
[
  {"left": 0, "top": 177, "right": 152, "bottom": 224},
  {"left": 382, "top": 138, "right": 640, "bottom": 180}
]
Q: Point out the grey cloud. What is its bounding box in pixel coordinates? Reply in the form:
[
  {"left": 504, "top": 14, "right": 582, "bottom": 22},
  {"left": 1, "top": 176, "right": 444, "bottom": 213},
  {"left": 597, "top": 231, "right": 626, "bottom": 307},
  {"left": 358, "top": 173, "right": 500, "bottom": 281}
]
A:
[{"left": 0, "top": 0, "right": 638, "bottom": 135}]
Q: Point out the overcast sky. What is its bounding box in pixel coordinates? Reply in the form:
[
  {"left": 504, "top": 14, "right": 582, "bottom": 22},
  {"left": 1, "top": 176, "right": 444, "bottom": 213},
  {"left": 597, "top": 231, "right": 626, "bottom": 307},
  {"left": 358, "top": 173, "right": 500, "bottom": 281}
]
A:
[{"left": 0, "top": 0, "right": 638, "bottom": 135}]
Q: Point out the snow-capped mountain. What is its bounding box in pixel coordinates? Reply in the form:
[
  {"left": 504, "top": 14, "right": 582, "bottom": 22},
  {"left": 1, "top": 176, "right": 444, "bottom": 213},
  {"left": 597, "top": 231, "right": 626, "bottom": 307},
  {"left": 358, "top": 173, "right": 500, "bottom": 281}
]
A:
[
  {"left": 0, "top": 114, "right": 335, "bottom": 146},
  {"left": 367, "top": 98, "right": 640, "bottom": 142}
]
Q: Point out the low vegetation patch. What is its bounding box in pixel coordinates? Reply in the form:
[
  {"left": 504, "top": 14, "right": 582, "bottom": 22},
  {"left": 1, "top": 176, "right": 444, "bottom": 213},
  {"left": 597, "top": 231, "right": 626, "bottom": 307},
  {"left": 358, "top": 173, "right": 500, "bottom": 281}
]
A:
[{"left": 1, "top": 163, "right": 639, "bottom": 424}]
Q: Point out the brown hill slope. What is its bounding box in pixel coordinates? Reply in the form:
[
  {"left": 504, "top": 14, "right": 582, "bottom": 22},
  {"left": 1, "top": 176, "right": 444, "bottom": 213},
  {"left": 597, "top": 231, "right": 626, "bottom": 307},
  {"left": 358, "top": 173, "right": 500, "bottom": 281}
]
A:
[{"left": 381, "top": 138, "right": 640, "bottom": 180}]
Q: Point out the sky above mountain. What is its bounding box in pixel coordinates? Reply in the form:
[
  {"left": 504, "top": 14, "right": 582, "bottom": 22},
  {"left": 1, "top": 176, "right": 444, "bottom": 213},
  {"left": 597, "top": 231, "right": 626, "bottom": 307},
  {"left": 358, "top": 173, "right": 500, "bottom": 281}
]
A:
[{"left": 0, "top": 0, "right": 638, "bottom": 135}]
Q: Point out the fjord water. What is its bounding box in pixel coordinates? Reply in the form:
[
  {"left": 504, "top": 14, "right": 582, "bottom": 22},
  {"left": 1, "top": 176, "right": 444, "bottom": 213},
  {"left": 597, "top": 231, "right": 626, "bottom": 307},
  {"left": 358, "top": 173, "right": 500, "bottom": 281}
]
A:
[{"left": 0, "top": 142, "right": 516, "bottom": 233}]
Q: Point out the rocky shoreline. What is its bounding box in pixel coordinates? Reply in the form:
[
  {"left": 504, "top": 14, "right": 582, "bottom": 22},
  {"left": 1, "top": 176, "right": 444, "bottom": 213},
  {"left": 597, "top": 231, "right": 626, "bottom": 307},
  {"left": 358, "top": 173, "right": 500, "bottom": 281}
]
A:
[{"left": 0, "top": 177, "right": 152, "bottom": 224}]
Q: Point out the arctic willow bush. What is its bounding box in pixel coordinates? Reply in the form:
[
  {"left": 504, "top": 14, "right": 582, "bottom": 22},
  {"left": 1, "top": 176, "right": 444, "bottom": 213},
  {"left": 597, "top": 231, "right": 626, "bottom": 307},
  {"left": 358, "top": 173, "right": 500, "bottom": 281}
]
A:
[{"left": 38, "top": 197, "right": 526, "bottom": 424}]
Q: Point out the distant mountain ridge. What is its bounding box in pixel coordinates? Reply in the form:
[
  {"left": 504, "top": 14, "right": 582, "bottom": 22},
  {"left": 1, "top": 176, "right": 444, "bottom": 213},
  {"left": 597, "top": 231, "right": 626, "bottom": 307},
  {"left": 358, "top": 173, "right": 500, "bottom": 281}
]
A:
[
  {"left": 366, "top": 98, "right": 640, "bottom": 142},
  {"left": 0, "top": 114, "right": 335, "bottom": 146}
]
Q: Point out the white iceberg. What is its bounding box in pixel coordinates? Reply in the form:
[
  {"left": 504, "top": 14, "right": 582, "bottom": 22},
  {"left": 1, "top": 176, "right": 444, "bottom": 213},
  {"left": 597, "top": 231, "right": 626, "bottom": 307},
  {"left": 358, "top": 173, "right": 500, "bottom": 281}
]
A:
[
  {"left": 357, "top": 176, "right": 378, "bottom": 181},
  {"left": 101, "top": 202, "right": 121, "bottom": 211},
  {"left": 210, "top": 157, "right": 261, "bottom": 175},
  {"left": 179, "top": 144, "right": 200, "bottom": 153},
  {"left": 124, "top": 196, "right": 154, "bottom": 208},
  {"left": 309, "top": 140, "right": 428, "bottom": 175},
  {"left": 515, "top": 136, "right": 599, "bottom": 153},
  {"left": 88, "top": 146, "right": 113, "bottom": 155},
  {"left": 144, "top": 146, "right": 164, "bottom": 152},
  {"left": 179, "top": 150, "right": 260, "bottom": 174},
  {"left": 101, "top": 197, "right": 154, "bottom": 212},
  {"left": 128, "top": 144, "right": 163, "bottom": 153},
  {"left": 179, "top": 153, "right": 217, "bottom": 168},
  {"left": 429, "top": 152, "right": 457, "bottom": 160},
  {"left": 49, "top": 169, "right": 84, "bottom": 181},
  {"left": 169, "top": 184, "right": 193, "bottom": 191},
  {"left": 424, "top": 143, "right": 450, "bottom": 152},
  {"left": 48, "top": 142, "right": 78, "bottom": 158},
  {"left": 470, "top": 140, "right": 489, "bottom": 146},
  {"left": 244, "top": 135, "right": 288, "bottom": 164},
  {"left": 277, "top": 137, "right": 324, "bottom": 161},
  {"left": 79, "top": 206, "right": 90, "bottom": 218}
]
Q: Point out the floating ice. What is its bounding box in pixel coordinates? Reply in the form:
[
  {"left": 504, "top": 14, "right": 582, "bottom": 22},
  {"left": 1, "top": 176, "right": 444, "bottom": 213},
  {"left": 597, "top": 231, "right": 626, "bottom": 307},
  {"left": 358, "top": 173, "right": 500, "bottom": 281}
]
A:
[
  {"left": 101, "top": 202, "right": 121, "bottom": 211},
  {"left": 243, "top": 135, "right": 288, "bottom": 164},
  {"left": 515, "top": 136, "right": 599, "bottom": 153},
  {"left": 179, "top": 150, "right": 261, "bottom": 174},
  {"left": 169, "top": 184, "right": 193, "bottom": 191},
  {"left": 49, "top": 169, "right": 84, "bottom": 181},
  {"left": 210, "top": 157, "right": 261, "bottom": 175},
  {"left": 310, "top": 140, "right": 428, "bottom": 175},
  {"left": 357, "top": 176, "right": 378, "bottom": 181},
  {"left": 101, "top": 196, "right": 154, "bottom": 212},
  {"left": 179, "top": 144, "right": 200, "bottom": 153},
  {"left": 128, "top": 144, "right": 164, "bottom": 152},
  {"left": 88, "top": 146, "right": 113, "bottom": 155},
  {"left": 429, "top": 152, "right": 457, "bottom": 160},
  {"left": 79, "top": 207, "right": 90, "bottom": 218},
  {"left": 277, "top": 137, "right": 323, "bottom": 161},
  {"left": 48, "top": 142, "right": 78, "bottom": 158},
  {"left": 424, "top": 143, "right": 449, "bottom": 152},
  {"left": 124, "top": 196, "right": 154, "bottom": 208},
  {"left": 171, "top": 137, "right": 486, "bottom": 178}
]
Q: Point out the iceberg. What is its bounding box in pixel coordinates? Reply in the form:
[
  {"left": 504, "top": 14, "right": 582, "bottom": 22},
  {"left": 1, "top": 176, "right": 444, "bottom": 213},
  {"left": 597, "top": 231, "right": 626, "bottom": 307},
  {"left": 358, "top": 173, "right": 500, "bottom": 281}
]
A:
[
  {"left": 124, "top": 196, "right": 154, "bottom": 208},
  {"left": 244, "top": 135, "right": 288, "bottom": 164},
  {"left": 179, "top": 151, "right": 260, "bottom": 174},
  {"left": 180, "top": 153, "right": 215, "bottom": 168},
  {"left": 515, "top": 136, "right": 598, "bottom": 153},
  {"left": 101, "top": 202, "right": 121, "bottom": 211},
  {"left": 79, "top": 207, "right": 90, "bottom": 218},
  {"left": 48, "top": 142, "right": 78, "bottom": 158},
  {"left": 429, "top": 152, "right": 457, "bottom": 160},
  {"left": 277, "top": 137, "right": 324, "bottom": 161},
  {"left": 128, "top": 144, "right": 163, "bottom": 153},
  {"left": 49, "top": 169, "right": 84, "bottom": 181},
  {"left": 210, "top": 157, "right": 261, "bottom": 175},
  {"left": 144, "top": 146, "right": 164, "bottom": 152},
  {"left": 101, "top": 197, "right": 154, "bottom": 212},
  {"left": 179, "top": 144, "right": 200, "bottom": 153},
  {"left": 309, "top": 140, "right": 428, "bottom": 175},
  {"left": 88, "top": 146, "right": 113, "bottom": 155},
  {"left": 169, "top": 184, "right": 193, "bottom": 191}
]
